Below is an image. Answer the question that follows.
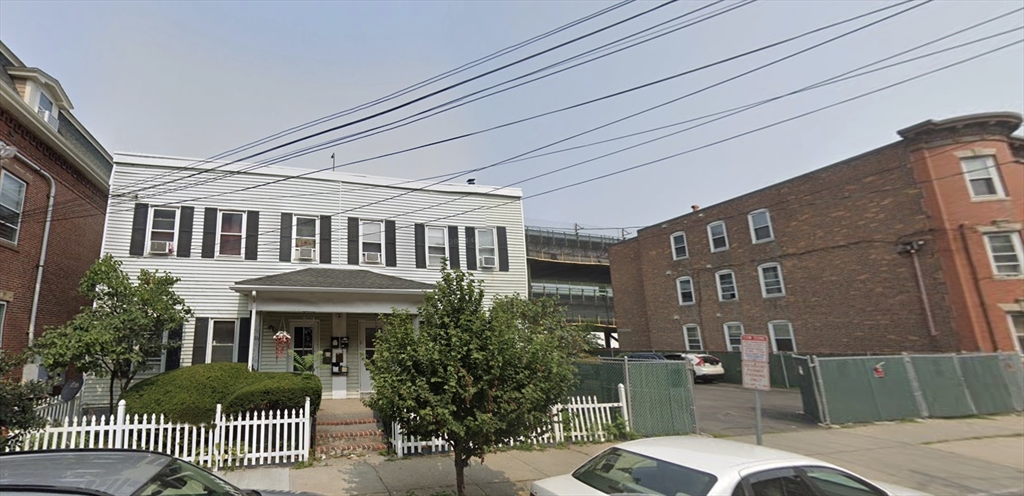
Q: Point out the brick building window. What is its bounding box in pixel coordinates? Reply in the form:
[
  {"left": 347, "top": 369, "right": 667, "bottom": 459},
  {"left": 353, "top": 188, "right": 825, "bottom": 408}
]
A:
[
  {"left": 148, "top": 208, "right": 177, "bottom": 255},
  {"left": 0, "top": 170, "right": 27, "bottom": 244},
  {"left": 707, "top": 222, "right": 729, "bottom": 252},
  {"left": 960, "top": 156, "right": 1005, "bottom": 199},
  {"left": 677, "top": 277, "right": 695, "bottom": 305},
  {"left": 218, "top": 211, "right": 245, "bottom": 257},
  {"left": 716, "top": 270, "right": 738, "bottom": 301},
  {"left": 1009, "top": 313, "right": 1023, "bottom": 355},
  {"left": 984, "top": 232, "right": 1023, "bottom": 276},
  {"left": 0, "top": 300, "right": 6, "bottom": 346},
  {"left": 671, "top": 232, "right": 688, "bottom": 259},
  {"left": 684, "top": 324, "right": 702, "bottom": 351},
  {"left": 724, "top": 322, "right": 744, "bottom": 351},
  {"left": 758, "top": 263, "right": 786, "bottom": 297},
  {"left": 769, "top": 320, "right": 797, "bottom": 352},
  {"left": 748, "top": 209, "right": 774, "bottom": 243}
]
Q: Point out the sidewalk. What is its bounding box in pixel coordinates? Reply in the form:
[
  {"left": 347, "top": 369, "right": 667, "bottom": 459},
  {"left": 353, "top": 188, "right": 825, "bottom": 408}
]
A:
[{"left": 221, "top": 414, "right": 1024, "bottom": 496}]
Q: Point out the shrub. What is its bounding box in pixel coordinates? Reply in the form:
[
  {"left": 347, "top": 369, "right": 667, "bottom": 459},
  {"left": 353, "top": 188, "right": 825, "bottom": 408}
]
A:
[{"left": 121, "top": 363, "right": 320, "bottom": 425}]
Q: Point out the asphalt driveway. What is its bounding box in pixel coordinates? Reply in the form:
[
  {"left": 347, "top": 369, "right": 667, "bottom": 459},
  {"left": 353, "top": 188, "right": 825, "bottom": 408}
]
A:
[{"left": 693, "top": 382, "right": 820, "bottom": 437}]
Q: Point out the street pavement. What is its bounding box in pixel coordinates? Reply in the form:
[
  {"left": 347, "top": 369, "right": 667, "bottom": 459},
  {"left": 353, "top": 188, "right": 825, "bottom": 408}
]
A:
[
  {"left": 693, "top": 381, "right": 817, "bottom": 437},
  {"left": 221, "top": 413, "right": 1024, "bottom": 496}
]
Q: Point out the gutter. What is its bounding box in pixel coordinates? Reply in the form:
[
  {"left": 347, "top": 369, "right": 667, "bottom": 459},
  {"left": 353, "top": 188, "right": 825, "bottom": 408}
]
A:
[{"left": 229, "top": 285, "right": 432, "bottom": 295}]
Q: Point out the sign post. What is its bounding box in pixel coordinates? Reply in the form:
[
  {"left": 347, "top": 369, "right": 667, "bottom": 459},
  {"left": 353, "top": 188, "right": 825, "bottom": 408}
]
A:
[{"left": 741, "top": 334, "right": 771, "bottom": 445}]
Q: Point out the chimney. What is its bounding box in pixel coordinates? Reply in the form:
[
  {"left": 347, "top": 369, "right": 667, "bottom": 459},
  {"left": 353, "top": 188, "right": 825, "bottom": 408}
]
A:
[
  {"left": 467, "top": 178, "right": 476, "bottom": 185},
  {"left": 691, "top": 205, "right": 699, "bottom": 212}
]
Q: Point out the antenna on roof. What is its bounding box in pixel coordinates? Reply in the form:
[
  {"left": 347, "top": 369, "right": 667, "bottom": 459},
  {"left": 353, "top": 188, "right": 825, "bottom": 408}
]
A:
[{"left": 331, "top": 153, "right": 336, "bottom": 172}]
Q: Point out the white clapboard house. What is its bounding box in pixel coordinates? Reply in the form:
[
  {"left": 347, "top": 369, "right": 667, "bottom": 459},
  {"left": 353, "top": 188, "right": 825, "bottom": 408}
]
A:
[{"left": 92, "top": 152, "right": 527, "bottom": 404}]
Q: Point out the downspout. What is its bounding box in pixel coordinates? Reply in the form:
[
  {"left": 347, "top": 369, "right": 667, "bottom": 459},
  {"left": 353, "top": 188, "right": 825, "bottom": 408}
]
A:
[
  {"left": 908, "top": 244, "right": 938, "bottom": 337},
  {"left": 959, "top": 223, "right": 999, "bottom": 351}
]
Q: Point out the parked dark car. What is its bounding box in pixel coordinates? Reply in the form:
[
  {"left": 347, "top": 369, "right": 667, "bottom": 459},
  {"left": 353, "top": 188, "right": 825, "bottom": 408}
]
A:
[{"left": 0, "top": 450, "right": 321, "bottom": 496}]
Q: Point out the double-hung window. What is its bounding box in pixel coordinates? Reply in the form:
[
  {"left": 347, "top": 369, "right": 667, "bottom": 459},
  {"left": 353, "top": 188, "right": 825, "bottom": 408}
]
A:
[
  {"left": 724, "top": 322, "right": 744, "bottom": 352},
  {"left": 37, "top": 92, "right": 58, "bottom": 130},
  {"left": 677, "top": 277, "right": 695, "bottom": 305},
  {"left": 961, "top": 156, "right": 1005, "bottom": 199},
  {"left": 984, "top": 232, "right": 1023, "bottom": 276},
  {"left": 360, "top": 220, "right": 384, "bottom": 264},
  {"left": 769, "top": 320, "right": 796, "bottom": 352},
  {"left": 716, "top": 270, "right": 738, "bottom": 301},
  {"left": 477, "top": 227, "right": 497, "bottom": 269},
  {"left": 218, "top": 211, "right": 245, "bottom": 257},
  {"left": 209, "top": 320, "right": 237, "bottom": 363},
  {"left": 758, "top": 263, "right": 786, "bottom": 297},
  {"left": 684, "top": 324, "right": 702, "bottom": 351},
  {"left": 671, "top": 232, "right": 688, "bottom": 259},
  {"left": 748, "top": 209, "right": 774, "bottom": 243},
  {"left": 427, "top": 226, "right": 448, "bottom": 267},
  {"left": 148, "top": 207, "right": 177, "bottom": 255},
  {"left": 294, "top": 215, "right": 318, "bottom": 261},
  {"left": 0, "top": 171, "right": 27, "bottom": 244},
  {"left": 708, "top": 221, "right": 729, "bottom": 252},
  {"left": 1010, "top": 313, "right": 1024, "bottom": 355}
]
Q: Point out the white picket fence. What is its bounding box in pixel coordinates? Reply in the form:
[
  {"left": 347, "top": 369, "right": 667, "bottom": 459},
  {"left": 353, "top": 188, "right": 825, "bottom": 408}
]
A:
[
  {"left": 35, "top": 395, "right": 82, "bottom": 426},
  {"left": 391, "top": 384, "right": 628, "bottom": 458},
  {"left": 9, "top": 398, "right": 310, "bottom": 470}
]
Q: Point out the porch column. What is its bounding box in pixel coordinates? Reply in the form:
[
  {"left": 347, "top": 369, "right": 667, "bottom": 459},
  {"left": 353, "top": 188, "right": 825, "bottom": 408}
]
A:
[{"left": 247, "top": 291, "right": 257, "bottom": 371}]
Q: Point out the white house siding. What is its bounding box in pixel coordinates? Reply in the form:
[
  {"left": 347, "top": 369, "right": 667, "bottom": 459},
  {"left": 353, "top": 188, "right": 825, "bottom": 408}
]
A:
[{"left": 92, "top": 155, "right": 526, "bottom": 405}]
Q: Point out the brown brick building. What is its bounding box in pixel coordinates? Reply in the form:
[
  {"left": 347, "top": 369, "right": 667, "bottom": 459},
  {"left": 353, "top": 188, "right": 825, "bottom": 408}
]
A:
[
  {"left": 0, "top": 41, "right": 112, "bottom": 371},
  {"left": 609, "top": 112, "right": 1024, "bottom": 356}
]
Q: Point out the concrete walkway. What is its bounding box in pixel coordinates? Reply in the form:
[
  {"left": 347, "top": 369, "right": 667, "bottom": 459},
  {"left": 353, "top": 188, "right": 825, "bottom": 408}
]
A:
[{"left": 221, "top": 414, "right": 1024, "bottom": 496}]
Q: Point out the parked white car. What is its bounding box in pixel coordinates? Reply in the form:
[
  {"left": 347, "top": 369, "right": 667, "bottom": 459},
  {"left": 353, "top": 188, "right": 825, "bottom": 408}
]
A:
[
  {"left": 664, "top": 353, "right": 726, "bottom": 383},
  {"left": 530, "top": 436, "right": 929, "bottom": 496}
]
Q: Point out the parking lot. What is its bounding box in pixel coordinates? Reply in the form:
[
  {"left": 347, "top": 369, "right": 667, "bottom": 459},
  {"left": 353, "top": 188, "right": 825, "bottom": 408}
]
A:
[{"left": 693, "top": 382, "right": 820, "bottom": 437}]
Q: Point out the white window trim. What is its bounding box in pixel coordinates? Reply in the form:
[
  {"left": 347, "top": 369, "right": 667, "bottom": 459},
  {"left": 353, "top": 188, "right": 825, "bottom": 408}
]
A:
[
  {"left": 0, "top": 300, "right": 6, "bottom": 347},
  {"left": 707, "top": 221, "right": 729, "bottom": 252},
  {"left": 715, "top": 269, "right": 738, "bottom": 301},
  {"left": 983, "top": 231, "right": 1024, "bottom": 277},
  {"left": 208, "top": 319, "right": 239, "bottom": 363},
  {"left": 293, "top": 214, "right": 320, "bottom": 263},
  {"left": 676, "top": 276, "right": 695, "bottom": 306},
  {"left": 748, "top": 209, "right": 774, "bottom": 244},
  {"left": 0, "top": 170, "right": 27, "bottom": 245},
  {"left": 289, "top": 319, "right": 318, "bottom": 373},
  {"left": 758, "top": 262, "right": 786, "bottom": 298},
  {"left": 1008, "top": 312, "right": 1023, "bottom": 355},
  {"left": 683, "top": 324, "right": 702, "bottom": 351},
  {"left": 670, "top": 231, "right": 688, "bottom": 260},
  {"left": 768, "top": 320, "right": 797, "bottom": 353},
  {"left": 961, "top": 155, "right": 1006, "bottom": 199},
  {"left": 723, "top": 322, "right": 744, "bottom": 352},
  {"left": 426, "top": 225, "right": 449, "bottom": 268},
  {"left": 476, "top": 227, "right": 498, "bottom": 269},
  {"left": 145, "top": 206, "right": 178, "bottom": 256},
  {"left": 216, "top": 210, "right": 246, "bottom": 258},
  {"left": 359, "top": 219, "right": 385, "bottom": 265}
]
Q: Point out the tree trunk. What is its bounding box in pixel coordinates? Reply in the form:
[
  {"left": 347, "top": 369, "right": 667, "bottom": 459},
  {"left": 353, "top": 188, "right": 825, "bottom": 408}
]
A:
[
  {"left": 453, "top": 443, "right": 469, "bottom": 496},
  {"left": 108, "top": 374, "right": 116, "bottom": 414}
]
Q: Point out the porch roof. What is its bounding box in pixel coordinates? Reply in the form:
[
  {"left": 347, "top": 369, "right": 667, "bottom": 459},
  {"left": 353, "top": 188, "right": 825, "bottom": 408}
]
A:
[{"left": 231, "top": 268, "right": 434, "bottom": 294}]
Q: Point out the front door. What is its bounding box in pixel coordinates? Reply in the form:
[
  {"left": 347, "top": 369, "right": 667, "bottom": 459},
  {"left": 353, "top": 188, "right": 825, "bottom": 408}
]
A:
[
  {"left": 290, "top": 321, "right": 317, "bottom": 372},
  {"left": 359, "top": 323, "right": 380, "bottom": 394}
]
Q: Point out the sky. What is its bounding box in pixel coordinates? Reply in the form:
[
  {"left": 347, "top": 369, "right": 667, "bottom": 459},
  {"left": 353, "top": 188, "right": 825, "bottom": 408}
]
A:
[{"left": 1, "top": 0, "right": 1022, "bottom": 234}]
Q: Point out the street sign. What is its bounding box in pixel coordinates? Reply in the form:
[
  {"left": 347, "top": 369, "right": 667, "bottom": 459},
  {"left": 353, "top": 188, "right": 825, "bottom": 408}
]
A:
[
  {"left": 741, "top": 334, "right": 770, "bottom": 363},
  {"left": 742, "top": 361, "right": 771, "bottom": 391}
]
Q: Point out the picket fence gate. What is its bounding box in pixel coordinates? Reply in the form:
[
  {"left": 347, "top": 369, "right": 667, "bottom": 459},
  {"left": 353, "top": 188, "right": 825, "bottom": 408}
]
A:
[
  {"left": 391, "top": 384, "right": 628, "bottom": 458},
  {"left": 9, "top": 398, "right": 310, "bottom": 470}
]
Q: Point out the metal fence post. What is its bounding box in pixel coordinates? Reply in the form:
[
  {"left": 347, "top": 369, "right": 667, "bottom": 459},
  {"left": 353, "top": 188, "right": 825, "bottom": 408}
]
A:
[
  {"left": 623, "top": 356, "right": 632, "bottom": 424},
  {"left": 903, "top": 353, "right": 930, "bottom": 418},
  {"left": 779, "top": 355, "right": 791, "bottom": 389},
  {"left": 114, "top": 400, "right": 127, "bottom": 449},
  {"left": 811, "top": 356, "right": 832, "bottom": 425},
  {"left": 951, "top": 354, "right": 978, "bottom": 415}
]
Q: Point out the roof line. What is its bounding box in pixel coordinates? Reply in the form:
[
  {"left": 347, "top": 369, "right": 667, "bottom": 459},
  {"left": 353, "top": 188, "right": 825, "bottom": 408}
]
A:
[{"left": 230, "top": 285, "right": 429, "bottom": 295}]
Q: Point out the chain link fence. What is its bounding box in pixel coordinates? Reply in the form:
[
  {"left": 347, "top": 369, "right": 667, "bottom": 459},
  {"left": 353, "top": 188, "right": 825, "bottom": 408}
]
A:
[{"left": 573, "top": 359, "right": 697, "bottom": 436}]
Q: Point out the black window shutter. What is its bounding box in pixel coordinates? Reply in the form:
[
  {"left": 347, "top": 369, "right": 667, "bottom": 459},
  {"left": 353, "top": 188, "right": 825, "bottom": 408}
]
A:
[
  {"left": 245, "top": 211, "right": 260, "bottom": 260},
  {"left": 201, "top": 207, "right": 218, "bottom": 259},
  {"left": 177, "top": 206, "right": 194, "bottom": 258},
  {"left": 129, "top": 203, "right": 149, "bottom": 256},
  {"left": 347, "top": 217, "right": 359, "bottom": 265},
  {"left": 320, "top": 215, "right": 332, "bottom": 264},
  {"left": 191, "top": 318, "right": 209, "bottom": 366},
  {"left": 165, "top": 325, "right": 183, "bottom": 371},
  {"left": 279, "top": 213, "right": 292, "bottom": 262},
  {"left": 385, "top": 220, "right": 397, "bottom": 267},
  {"left": 237, "top": 317, "right": 251, "bottom": 364},
  {"left": 497, "top": 226, "right": 510, "bottom": 272},
  {"left": 414, "top": 224, "right": 426, "bottom": 269},
  {"left": 465, "top": 227, "right": 477, "bottom": 270},
  {"left": 447, "top": 225, "right": 460, "bottom": 269}
]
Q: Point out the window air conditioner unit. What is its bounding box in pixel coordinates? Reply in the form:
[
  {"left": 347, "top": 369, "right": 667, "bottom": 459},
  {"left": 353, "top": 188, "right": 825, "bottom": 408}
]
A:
[
  {"left": 296, "top": 247, "right": 316, "bottom": 260},
  {"left": 479, "top": 256, "right": 497, "bottom": 268},
  {"left": 149, "top": 240, "right": 171, "bottom": 255},
  {"left": 362, "top": 252, "right": 382, "bottom": 264}
]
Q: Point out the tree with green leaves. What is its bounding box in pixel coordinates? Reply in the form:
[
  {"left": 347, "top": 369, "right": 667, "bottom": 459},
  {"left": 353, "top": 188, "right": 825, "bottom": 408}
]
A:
[
  {"left": 33, "top": 254, "right": 192, "bottom": 413},
  {"left": 364, "top": 266, "right": 592, "bottom": 496},
  {"left": 0, "top": 352, "right": 50, "bottom": 451}
]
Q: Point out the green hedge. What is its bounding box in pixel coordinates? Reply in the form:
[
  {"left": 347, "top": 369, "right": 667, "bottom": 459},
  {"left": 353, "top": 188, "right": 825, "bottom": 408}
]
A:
[{"left": 121, "top": 363, "right": 321, "bottom": 425}]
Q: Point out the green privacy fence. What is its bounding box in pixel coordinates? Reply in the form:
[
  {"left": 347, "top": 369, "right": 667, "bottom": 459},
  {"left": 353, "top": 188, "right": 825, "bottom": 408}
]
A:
[
  {"left": 797, "top": 353, "right": 1024, "bottom": 425},
  {"left": 715, "top": 352, "right": 801, "bottom": 389},
  {"left": 573, "top": 359, "right": 697, "bottom": 436}
]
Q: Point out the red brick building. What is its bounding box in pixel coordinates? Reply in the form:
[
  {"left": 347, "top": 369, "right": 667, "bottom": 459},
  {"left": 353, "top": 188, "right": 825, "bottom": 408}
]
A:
[
  {"left": 0, "top": 41, "right": 112, "bottom": 370},
  {"left": 609, "top": 112, "right": 1024, "bottom": 356}
]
